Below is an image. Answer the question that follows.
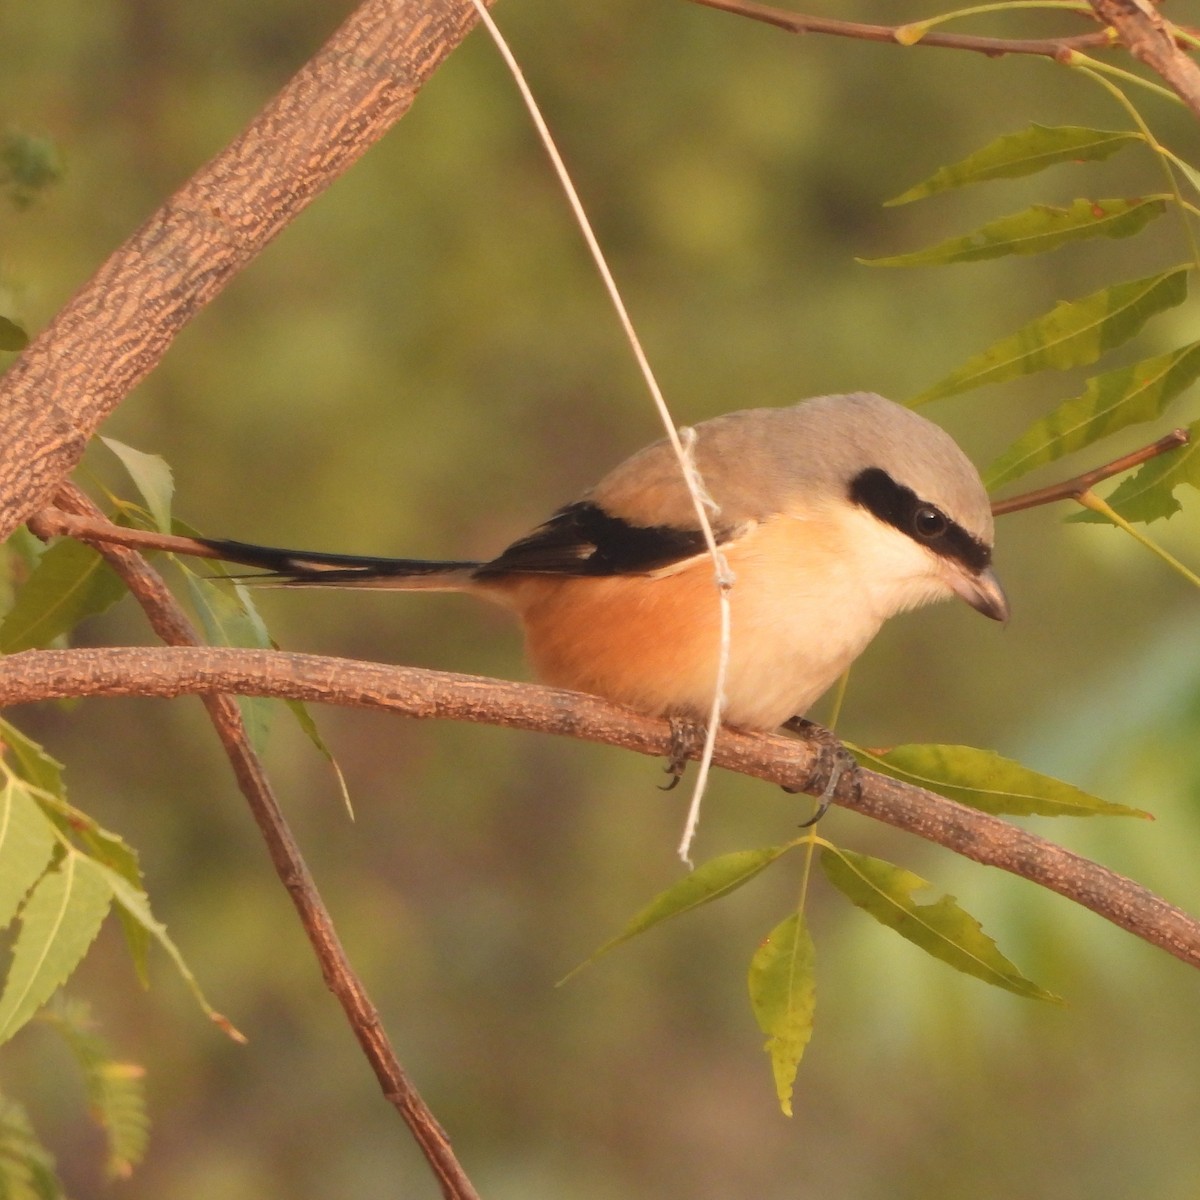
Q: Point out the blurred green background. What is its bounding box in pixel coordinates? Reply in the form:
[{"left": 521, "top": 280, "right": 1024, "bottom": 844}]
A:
[{"left": 3, "top": 1, "right": 1200, "bottom": 1196}]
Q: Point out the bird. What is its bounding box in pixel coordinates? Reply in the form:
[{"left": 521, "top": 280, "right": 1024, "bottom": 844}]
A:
[{"left": 198, "top": 392, "right": 1006, "bottom": 783}]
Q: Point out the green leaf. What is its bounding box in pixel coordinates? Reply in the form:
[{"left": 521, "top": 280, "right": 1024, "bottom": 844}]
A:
[
  {"left": 863, "top": 198, "right": 1165, "bottom": 268},
  {"left": 181, "top": 573, "right": 273, "bottom": 751},
  {"left": 986, "top": 342, "right": 1200, "bottom": 489},
  {"left": 821, "top": 847, "right": 1061, "bottom": 1003},
  {"left": 747, "top": 911, "right": 815, "bottom": 1117},
  {"left": 89, "top": 860, "right": 244, "bottom": 1043},
  {"left": 0, "top": 316, "right": 27, "bottom": 352},
  {"left": 561, "top": 844, "right": 797, "bottom": 982},
  {"left": 0, "top": 1092, "right": 64, "bottom": 1199},
  {"left": 100, "top": 438, "right": 173, "bottom": 534},
  {"left": 0, "top": 538, "right": 127, "bottom": 652},
  {"left": 1071, "top": 416, "right": 1200, "bottom": 523},
  {"left": 0, "top": 781, "right": 57, "bottom": 931},
  {"left": 42, "top": 999, "right": 148, "bottom": 1179},
  {"left": 286, "top": 700, "right": 354, "bottom": 820},
  {"left": 77, "top": 825, "right": 151, "bottom": 986},
  {"left": 887, "top": 124, "right": 1143, "bottom": 205},
  {"left": 0, "top": 851, "right": 113, "bottom": 1045},
  {"left": 854, "top": 743, "right": 1147, "bottom": 819},
  {"left": 913, "top": 268, "right": 1190, "bottom": 404},
  {"left": 0, "top": 130, "right": 65, "bottom": 210},
  {"left": 0, "top": 719, "right": 65, "bottom": 796}
]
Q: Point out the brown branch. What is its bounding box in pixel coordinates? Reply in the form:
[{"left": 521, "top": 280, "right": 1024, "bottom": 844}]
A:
[
  {"left": 687, "top": 0, "right": 1116, "bottom": 58},
  {"left": 1088, "top": 0, "right": 1200, "bottom": 117},
  {"left": 991, "top": 428, "right": 1190, "bottom": 516},
  {"left": 3, "top": 644, "right": 1198, "bottom": 973},
  {"left": 33, "top": 487, "right": 479, "bottom": 1200},
  {"left": 0, "top": 0, "right": 491, "bottom": 543}
]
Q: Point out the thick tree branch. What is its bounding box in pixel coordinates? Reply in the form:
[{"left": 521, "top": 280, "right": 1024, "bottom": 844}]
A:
[
  {"left": 1088, "top": 0, "right": 1200, "bottom": 117},
  {"left": 3, "top": 645, "right": 1198, "bottom": 973},
  {"left": 37, "top": 486, "right": 479, "bottom": 1200},
  {"left": 0, "top": 0, "right": 491, "bottom": 542}
]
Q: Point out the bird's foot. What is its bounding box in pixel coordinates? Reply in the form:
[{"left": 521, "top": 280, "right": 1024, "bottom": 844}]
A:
[
  {"left": 660, "top": 713, "right": 709, "bottom": 791},
  {"left": 779, "top": 717, "right": 861, "bottom": 825}
]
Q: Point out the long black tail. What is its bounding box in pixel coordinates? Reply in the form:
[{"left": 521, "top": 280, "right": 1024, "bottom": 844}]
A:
[{"left": 196, "top": 536, "right": 483, "bottom": 590}]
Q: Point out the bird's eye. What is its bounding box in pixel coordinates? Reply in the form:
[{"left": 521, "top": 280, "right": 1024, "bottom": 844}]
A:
[{"left": 913, "top": 506, "right": 947, "bottom": 539}]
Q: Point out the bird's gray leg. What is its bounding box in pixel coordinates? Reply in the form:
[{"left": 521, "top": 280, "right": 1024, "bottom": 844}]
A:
[
  {"left": 660, "top": 712, "right": 709, "bottom": 791},
  {"left": 780, "top": 716, "right": 861, "bottom": 824}
]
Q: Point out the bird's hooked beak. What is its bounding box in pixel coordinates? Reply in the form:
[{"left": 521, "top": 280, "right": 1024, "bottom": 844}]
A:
[{"left": 946, "top": 563, "right": 1010, "bottom": 623}]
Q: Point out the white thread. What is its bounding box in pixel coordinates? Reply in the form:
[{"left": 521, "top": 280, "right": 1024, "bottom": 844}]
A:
[{"left": 468, "top": 1, "right": 732, "bottom": 864}]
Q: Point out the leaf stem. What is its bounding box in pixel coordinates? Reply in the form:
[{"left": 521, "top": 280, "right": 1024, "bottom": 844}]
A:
[{"left": 1075, "top": 489, "right": 1200, "bottom": 588}]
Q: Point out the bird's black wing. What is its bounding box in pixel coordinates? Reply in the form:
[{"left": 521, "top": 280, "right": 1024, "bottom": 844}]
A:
[{"left": 476, "top": 501, "right": 733, "bottom": 578}]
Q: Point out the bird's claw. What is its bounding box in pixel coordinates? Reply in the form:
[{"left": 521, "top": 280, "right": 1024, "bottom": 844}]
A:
[
  {"left": 660, "top": 713, "right": 708, "bottom": 791},
  {"left": 780, "top": 716, "right": 861, "bottom": 824}
]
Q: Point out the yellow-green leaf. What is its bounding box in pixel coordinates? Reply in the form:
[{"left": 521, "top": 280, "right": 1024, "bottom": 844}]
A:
[
  {"left": 853, "top": 743, "right": 1148, "bottom": 819},
  {"left": 182, "top": 572, "right": 273, "bottom": 752},
  {"left": 100, "top": 438, "right": 173, "bottom": 534},
  {"left": 0, "top": 538, "right": 127, "bottom": 652},
  {"left": 90, "top": 860, "right": 243, "bottom": 1042},
  {"left": 912, "top": 268, "right": 1189, "bottom": 404},
  {"left": 887, "top": 124, "right": 1143, "bottom": 205},
  {"left": 863, "top": 198, "right": 1165, "bottom": 268},
  {"left": 0, "top": 718, "right": 65, "bottom": 796},
  {"left": 561, "top": 844, "right": 797, "bottom": 982},
  {"left": 0, "top": 780, "right": 57, "bottom": 931},
  {"left": 0, "top": 1092, "right": 63, "bottom": 1199},
  {"left": 821, "top": 847, "right": 1061, "bottom": 1003},
  {"left": 1071, "top": 416, "right": 1200, "bottom": 524},
  {"left": 986, "top": 342, "right": 1200, "bottom": 489},
  {"left": 748, "top": 911, "right": 815, "bottom": 1117},
  {"left": 0, "top": 851, "right": 113, "bottom": 1045}
]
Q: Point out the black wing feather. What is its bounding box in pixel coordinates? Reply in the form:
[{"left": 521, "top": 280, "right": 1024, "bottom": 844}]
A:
[{"left": 476, "top": 501, "right": 726, "bottom": 578}]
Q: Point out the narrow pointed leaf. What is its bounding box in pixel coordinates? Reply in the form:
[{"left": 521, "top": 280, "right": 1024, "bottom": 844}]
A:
[
  {"left": 821, "top": 847, "right": 1061, "bottom": 1002},
  {"left": 986, "top": 342, "right": 1200, "bottom": 489},
  {"left": 286, "top": 700, "right": 354, "bottom": 819},
  {"left": 748, "top": 911, "right": 815, "bottom": 1117},
  {"left": 0, "top": 781, "right": 57, "bottom": 930},
  {"left": 913, "top": 268, "right": 1189, "bottom": 404},
  {"left": 0, "top": 719, "right": 65, "bottom": 796},
  {"left": 0, "top": 852, "right": 113, "bottom": 1045},
  {"left": 90, "top": 860, "right": 244, "bottom": 1042},
  {"left": 853, "top": 743, "right": 1148, "bottom": 818},
  {"left": 182, "top": 573, "right": 273, "bottom": 751},
  {"left": 100, "top": 438, "right": 173, "bottom": 534},
  {"left": 562, "top": 844, "right": 797, "bottom": 981},
  {"left": 863, "top": 198, "right": 1165, "bottom": 268},
  {"left": 887, "top": 124, "right": 1143, "bottom": 205},
  {"left": 0, "top": 316, "right": 27, "bottom": 352},
  {"left": 1071, "top": 416, "right": 1200, "bottom": 523},
  {"left": 0, "top": 538, "right": 127, "bottom": 652},
  {"left": 78, "top": 825, "right": 151, "bottom": 985}
]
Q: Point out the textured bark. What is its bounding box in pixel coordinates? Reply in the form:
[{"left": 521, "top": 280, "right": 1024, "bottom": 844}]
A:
[{"left": 0, "top": 0, "right": 487, "bottom": 540}]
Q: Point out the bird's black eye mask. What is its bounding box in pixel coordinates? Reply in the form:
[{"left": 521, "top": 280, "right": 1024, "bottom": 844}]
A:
[{"left": 849, "top": 467, "right": 992, "bottom": 573}]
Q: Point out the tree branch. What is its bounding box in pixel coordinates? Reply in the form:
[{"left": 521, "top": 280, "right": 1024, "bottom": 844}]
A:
[
  {"left": 36, "top": 486, "right": 480, "bottom": 1200},
  {"left": 991, "top": 428, "right": 1190, "bottom": 516},
  {"left": 686, "top": 0, "right": 1116, "bottom": 58},
  {"left": 3, "top": 644, "right": 1198, "bottom": 973},
  {"left": 1087, "top": 0, "right": 1200, "bottom": 117},
  {"left": 0, "top": 0, "right": 491, "bottom": 543}
]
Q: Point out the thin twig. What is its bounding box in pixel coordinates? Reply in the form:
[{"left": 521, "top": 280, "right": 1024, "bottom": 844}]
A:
[
  {"left": 3, "top": 644, "right": 1198, "bottom": 973},
  {"left": 28, "top": 487, "right": 480, "bottom": 1200},
  {"left": 990, "top": 428, "right": 1189, "bottom": 516},
  {"left": 687, "top": 0, "right": 1116, "bottom": 57}
]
